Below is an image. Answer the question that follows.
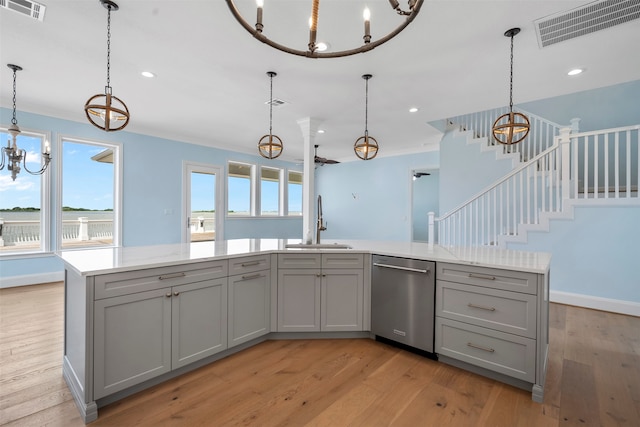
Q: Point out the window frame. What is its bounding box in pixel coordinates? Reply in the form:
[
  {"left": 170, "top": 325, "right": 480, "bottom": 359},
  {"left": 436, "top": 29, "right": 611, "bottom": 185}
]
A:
[
  {"left": 0, "top": 127, "right": 51, "bottom": 257},
  {"left": 56, "top": 135, "right": 123, "bottom": 250}
]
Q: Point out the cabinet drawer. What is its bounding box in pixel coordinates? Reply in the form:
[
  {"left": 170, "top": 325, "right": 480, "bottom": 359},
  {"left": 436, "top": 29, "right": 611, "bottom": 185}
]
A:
[
  {"left": 436, "top": 281, "right": 537, "bottom": 338},
  {"left": 435, "top": 317, "right": 536, "bottom": 383},
  {"left": 228, "top": 255, "right": 271, "bottom": 276},
  {"left": 278, "top": 254, "right": 321, "bottom": 269},
  {"left": 322, "top": 253, "right": 364, "bottom": 269},
  {"left": 437, "top": 263, "right": 538, "bottom": 295},
  {"left": 94, "top": 260, "right": 228, "bottom": 300}
]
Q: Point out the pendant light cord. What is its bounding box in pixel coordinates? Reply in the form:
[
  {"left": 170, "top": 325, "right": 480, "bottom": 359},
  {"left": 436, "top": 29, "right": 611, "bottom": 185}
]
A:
[
  {"left": 11, "top": 68, "right": 17, "bottom": 125},
  {"left": 509, "top": 33, "right": 514, "bottom": 113},
  {"left": 364, "top": 76, "right": 369, "bottom": 137},
  {"left": 105, "top": 4, "right": 112, "bottom": 94},
  {"left": 269, "top": 73, "right": 273, "bottom": 137}
]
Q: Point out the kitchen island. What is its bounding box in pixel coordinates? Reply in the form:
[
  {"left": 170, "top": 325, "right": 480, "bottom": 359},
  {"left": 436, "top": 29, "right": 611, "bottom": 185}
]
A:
[{"left": 59, "top": 239, "right": 550, "bottom": 423}]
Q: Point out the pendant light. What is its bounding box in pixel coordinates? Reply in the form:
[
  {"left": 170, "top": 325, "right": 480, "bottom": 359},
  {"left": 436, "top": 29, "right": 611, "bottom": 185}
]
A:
[
  {"left": 84, "top": 0, "right": 130, "bottom": 132},
  {"left": 258, "top": 71, "right": 284, "bottom": 159},
  {"left": 492, "top": 28, "right": 530, "bottom": 145},
  {"left": 1, "top": 64, "right": 51, "bottom": 181},
  {"left": 354, "top": 74, "right": 378, "bottom": 160}
]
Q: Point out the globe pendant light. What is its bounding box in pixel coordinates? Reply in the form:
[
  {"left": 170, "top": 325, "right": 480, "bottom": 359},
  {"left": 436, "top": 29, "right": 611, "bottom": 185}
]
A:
[
  {"left": 354, "top": 74, "right": 378, "bottom": 160},
  {"left": 84, "top": 0, "right": 130, "bottom": 132},
  {"left": 492, "top": 28, "right": 530, "bottom": 145},
  {"left": 258, "top": 71, "right": 284, "bottom": 159},
  {"left": 1, "top": 64, "right": 51, "bottom": 181}
]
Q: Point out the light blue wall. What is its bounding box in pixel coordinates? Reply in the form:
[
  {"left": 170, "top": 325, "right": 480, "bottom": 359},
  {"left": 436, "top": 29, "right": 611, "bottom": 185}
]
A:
[
  {"left": 507, "top": 205, "right": 640, "bottom": 304},
  {"left": 412, "top": 170, "right": 439, "bottom": 242},
  {"left": 0, "top": 109, "right": 301, "bottom": 282},
  {"left": 316, "top": 151, "right": 440, "bottom": 242},
  {"left": 439, "top": 130, "right": 515, "bottom": 214}
]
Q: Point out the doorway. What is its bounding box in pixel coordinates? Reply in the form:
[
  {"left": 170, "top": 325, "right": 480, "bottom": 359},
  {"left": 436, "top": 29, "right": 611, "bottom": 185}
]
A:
[
  {"left": 183, "top": 162, "right": 223, "bottom": 243},
  {"left": 411, "top": 168, "right": 439, "bottom": 243}
]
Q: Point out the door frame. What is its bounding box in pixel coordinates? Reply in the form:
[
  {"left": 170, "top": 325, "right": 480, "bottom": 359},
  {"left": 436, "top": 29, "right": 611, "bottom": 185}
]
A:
[{"left": 182, "top": 161, "right": 224, "bottom": 243}]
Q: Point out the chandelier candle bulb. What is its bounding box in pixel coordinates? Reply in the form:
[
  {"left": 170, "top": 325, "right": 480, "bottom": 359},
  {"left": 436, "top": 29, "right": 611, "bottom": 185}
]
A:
[
  {"left": 363, "top": 8, "right": 371, "bottom": 43},
  {"left": 255, "top": 0, "right": 263, "bottom": 31}
]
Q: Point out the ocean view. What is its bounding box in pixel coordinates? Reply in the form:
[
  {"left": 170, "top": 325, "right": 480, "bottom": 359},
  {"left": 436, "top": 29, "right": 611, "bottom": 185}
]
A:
[{"left": 0, "top": 211, "right": 115, "bottom": 221}]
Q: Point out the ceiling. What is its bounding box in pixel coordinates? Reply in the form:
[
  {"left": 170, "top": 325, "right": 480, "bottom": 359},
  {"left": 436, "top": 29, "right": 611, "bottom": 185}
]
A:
[{"left": 1, "top": 0, "right": 639, "bottom": 164}]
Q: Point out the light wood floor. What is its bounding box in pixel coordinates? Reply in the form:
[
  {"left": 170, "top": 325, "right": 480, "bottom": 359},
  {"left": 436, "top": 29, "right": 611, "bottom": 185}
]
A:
[{"left": 1, "top": 282, "right": 638, "bottom": 426}]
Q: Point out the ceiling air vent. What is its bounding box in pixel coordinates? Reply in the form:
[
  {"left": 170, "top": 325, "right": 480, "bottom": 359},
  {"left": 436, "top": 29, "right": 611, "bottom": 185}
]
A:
[
  {"left": 534, "top": 0, "right": 640, "bottom": 48},
  {"left": 265, "top": 98, "right": 287, "bottom": 107},
  {"left": 0, "top": 0, "right": 46, "bottom": 22}
]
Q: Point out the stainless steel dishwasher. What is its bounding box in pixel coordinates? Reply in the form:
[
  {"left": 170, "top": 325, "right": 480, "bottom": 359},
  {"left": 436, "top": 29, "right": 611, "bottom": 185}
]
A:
[{"left": 371, "top": 255, "right": 436, "bottom": 354}]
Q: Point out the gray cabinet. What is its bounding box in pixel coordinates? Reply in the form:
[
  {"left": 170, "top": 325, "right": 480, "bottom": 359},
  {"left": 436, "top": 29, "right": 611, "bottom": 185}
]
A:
[
  {"left": 435, "top": 262, "right": 549, "bottom": 401},
  {"left": 228, "top": 255, "right": 271, "bottom": 347},
  {"left": 277, "top": 253, "right": 364, "bottom": 332},
  {"left": 92, "top": 261, "right": 228, "bottom": 400}
]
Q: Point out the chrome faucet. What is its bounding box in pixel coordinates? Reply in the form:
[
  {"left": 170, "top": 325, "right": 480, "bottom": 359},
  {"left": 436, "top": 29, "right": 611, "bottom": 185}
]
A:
[{"left": 316, "top": 195, "right": 326, "bottom": 244}]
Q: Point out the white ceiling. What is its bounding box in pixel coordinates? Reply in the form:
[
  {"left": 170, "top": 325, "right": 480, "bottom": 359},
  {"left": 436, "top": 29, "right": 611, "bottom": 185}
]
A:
[{"left": 1, "top": 0, "right": 639, "bottom": 163}]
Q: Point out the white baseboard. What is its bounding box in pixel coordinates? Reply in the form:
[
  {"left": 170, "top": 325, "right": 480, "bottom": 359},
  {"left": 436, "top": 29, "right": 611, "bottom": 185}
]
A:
[
  {"left": 551, "top": 290, "right": 640, "bottom": 317},
  {"left": 0, "top": 271, "right": 65, "bottom": 289}
]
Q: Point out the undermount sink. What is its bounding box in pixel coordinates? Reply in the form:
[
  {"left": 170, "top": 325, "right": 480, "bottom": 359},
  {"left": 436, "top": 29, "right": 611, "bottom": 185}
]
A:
[{"left": 285, "top": 243, "right": 353, "bottom": 249}]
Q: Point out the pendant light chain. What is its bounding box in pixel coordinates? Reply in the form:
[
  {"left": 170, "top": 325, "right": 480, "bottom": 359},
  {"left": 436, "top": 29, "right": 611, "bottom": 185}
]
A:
[
  {"left": 105, "top": 4, "right": 112, "bottom": 94},
  {"left": 509, "top": 32, "right": 514, "bottom": 113},
  {"left": 364, "top": 76, "right": 369, "bottom": 137},
  {"left": 269, "top": 72, "right": 273, "bottom": 136},
  {"left": 11, "top": 68, "right": 18, "bottom": 125}
]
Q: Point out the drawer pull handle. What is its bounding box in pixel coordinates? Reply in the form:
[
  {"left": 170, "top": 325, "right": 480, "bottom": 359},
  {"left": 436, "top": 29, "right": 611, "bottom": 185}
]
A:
[
  {"left": 241, "top": 273, "right": 262, "bottom": 280},
  {"left": 158, "top": 272, "right": 186, "bottom": 280},
  {"left": 468, "top": 273, "right": 496, "bottom": 281},
  {"left": 241, "top": 261, "right": 261, "bottom": 267},
  {"left": 165, "top": 293, "right": 172, "bottom": 298},
  {"left": 467, "top": 342, "right": 495, "bottom": 353},
  {"left": 174, "top": 291, "right": 180, "bottom": 296},
  {"left": 467, "top": 303, "right": 496, "bottom": 312}
]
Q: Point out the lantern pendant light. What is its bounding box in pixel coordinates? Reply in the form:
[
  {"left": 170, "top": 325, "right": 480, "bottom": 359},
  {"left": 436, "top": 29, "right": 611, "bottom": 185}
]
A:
[
  {"left": 492, "top": 27, "right": 530, "bottom": 145},
  {"left": 258, "top": 71, "right": 284, "bottom": 159},
  {"left": 84, "top": 0, "right": 130, "bottom": 132},
  {"left": 354, "top": 74, "right": 378, "bottom": 160}
]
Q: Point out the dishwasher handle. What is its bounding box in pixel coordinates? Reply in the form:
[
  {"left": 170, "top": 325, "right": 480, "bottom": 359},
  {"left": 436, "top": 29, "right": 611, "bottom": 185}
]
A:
[{"left": 373, "top": 262, "right": 430, "bottom": 274}]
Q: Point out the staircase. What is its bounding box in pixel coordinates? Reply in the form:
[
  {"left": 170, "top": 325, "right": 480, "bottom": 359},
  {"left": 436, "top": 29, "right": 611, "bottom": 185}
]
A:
[{"left": 432, "top": 109, "right": 640, "bottom": 248}]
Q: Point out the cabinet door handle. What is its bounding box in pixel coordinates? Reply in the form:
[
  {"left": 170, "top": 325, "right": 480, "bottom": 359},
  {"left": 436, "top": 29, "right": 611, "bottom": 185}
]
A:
[
  {"left": 241, "top": 273, "right": 262, "bottom": 280},
  {"left": 159, "top": 272, "right": 186, "bottom": 280},
  {"left": 468, "top": 273, "right": 496, "bottom": 281},
  {"left": 467, "top": 303, "right": 496, "bottom": 312},
  {"left": 173, "top": 291, "right": 180, "bottom": 296},
  {"left": 165, "top": 293, "right": 172, "bottom": 298},
  {"left": 467, "top": 342, "right": 495, "bottom": 353},
  {"left": 241, "top": 261, "right": 261, "bottom": 267}
]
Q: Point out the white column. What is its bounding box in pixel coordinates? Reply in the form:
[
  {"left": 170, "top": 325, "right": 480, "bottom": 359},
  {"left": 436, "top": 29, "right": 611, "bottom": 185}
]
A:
[
  {"left": 297, "top": 117, "right": 323, "bottom": 243},
  {"left": 78, "top": 217, "right": 89, "bottom": 241}
]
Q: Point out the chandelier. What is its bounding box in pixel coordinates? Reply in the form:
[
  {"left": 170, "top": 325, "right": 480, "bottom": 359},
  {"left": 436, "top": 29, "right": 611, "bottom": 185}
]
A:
[
  {"left": 84, "top": 0, "right": 130, "bottom": 132},
  {"left": 354, "top": 74, "right": 379, "bottom": 160},
  {"left": 258, "top": 71, "right": 284, "bottom": 159},
  {"left": 225, "top": 0, "right": 424, "bottom": 58},
  {"left": 492, "top": 27, "right": 530, "bottom": 145},
  {"left": 1, "top": 64, "right": 51, "bottom": 181}
]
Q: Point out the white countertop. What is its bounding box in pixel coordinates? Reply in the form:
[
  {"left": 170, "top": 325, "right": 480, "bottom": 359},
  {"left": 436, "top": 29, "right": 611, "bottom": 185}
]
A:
[{"left": 58, "top": 239, "right": 551, "bottom": 276}]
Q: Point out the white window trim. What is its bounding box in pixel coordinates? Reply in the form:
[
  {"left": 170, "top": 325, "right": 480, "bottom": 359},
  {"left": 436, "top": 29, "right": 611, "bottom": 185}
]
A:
[{"left": 182, "top": 161, "right": 224, "bottom": 243}]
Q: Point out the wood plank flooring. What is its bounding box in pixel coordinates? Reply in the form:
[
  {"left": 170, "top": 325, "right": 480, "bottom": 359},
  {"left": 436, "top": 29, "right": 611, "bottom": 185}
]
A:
[{"left": 1, "top": 282, "right": 639, "bottom": 426}]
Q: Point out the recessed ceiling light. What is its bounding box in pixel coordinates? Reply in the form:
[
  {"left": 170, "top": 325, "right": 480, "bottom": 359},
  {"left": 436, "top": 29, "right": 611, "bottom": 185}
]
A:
[
  {"left": 141, "top": 71, "right": 155, "bottom": 78},
  {"left": 316, "top": 42, "right": 329, "bottom": 52},
  {"left": 567, "top": 68, "right": 583, "bottom": 76},
  {"left": 409, "top": 107, "right": 419, "bottom": 113},
  {"left": 317, "top": 129, "right": 325, "bottom": 134}
]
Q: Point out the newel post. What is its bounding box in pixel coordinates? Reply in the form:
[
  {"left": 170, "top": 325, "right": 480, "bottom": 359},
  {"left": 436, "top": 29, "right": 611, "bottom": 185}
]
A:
[
  {"left": 428, "top": 211, "right": 435, "bottom": 246},
  {"left": 559, "top": 127, "right": 573, "bottom": 203}
]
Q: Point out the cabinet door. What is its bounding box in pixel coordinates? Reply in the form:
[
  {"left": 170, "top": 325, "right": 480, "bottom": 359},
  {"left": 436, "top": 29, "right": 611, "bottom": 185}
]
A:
[
  {"left": 94, "top": 288, "right": 172, "bottom": 399},
  {"left": 228, "top": 271, "right": 270, "bottom": 348},
  {"left": 172, "top": 278, "right": 228, "bottom": 369},
  {"left": 277, "top": 269, "right": 321, "bottom": 332},
  {"left": 321, "top": 269, "right": 364, "bottom": 331}
]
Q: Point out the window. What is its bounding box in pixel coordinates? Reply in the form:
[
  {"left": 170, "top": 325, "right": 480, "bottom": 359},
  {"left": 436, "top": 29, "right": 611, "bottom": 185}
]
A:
[
  {"left": 287, "top": 171, "right": 303, "bottom": 216},
  {"left": 227, "top": 162, "right": 252, "bottom": 216},
  {"left": 0, "top": 129, "right": 50, "bottom": 255},
  {"left": 58, "top": 137, "right": 121, "bottom": 249},
  {"left": 227, "top": 161, "right": 303, "bottom": 217},
  {"left": 260, "top": 166, "right": 281, "bottom": 216}
]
